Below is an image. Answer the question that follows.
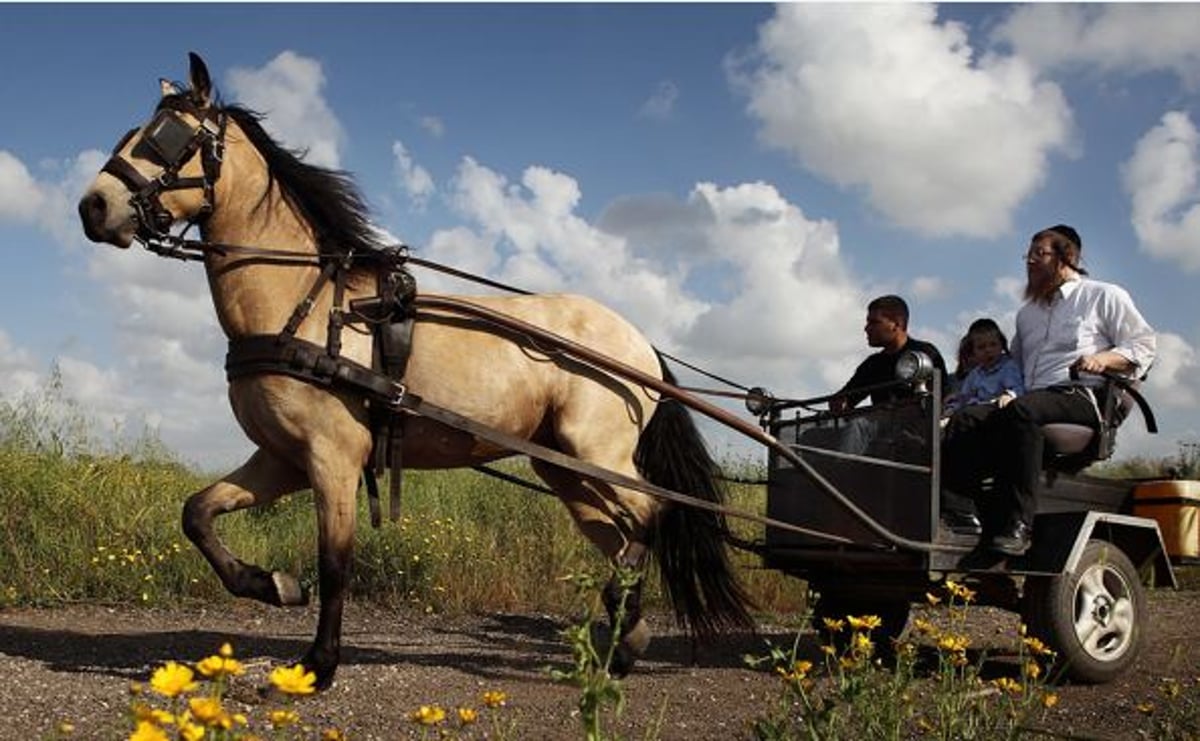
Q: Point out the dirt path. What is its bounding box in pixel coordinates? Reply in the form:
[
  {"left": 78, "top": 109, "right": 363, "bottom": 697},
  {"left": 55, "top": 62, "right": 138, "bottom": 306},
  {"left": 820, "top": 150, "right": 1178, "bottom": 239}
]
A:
[{"left": 2, "top": 586, "right": 1198, "bottom": 740}]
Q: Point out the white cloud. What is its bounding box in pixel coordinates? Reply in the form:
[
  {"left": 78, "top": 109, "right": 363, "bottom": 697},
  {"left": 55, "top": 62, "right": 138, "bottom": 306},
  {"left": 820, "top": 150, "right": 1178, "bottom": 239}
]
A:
[
  {"left": 0, "top": 328, "right": 41, "bottom": 398},
  {"left": 1122, "top": 111, "right": 1200, "bottom": 271},
  {"left": 730, "top": 3, "right": 1075, "bottom": 238},
  {"left": 392, "top": 140, "right": 436, "bottom": 211},
  {"left": 638, "top": 80, "right": 680, "bottom": 121},
  {"left": 992, "top": 4, "right": 1200, "bottom": 90},
  {"left": 419, "top": 115, "right": 445, "bottom": 139},
  {"left": 909, "top": 276, "right": 947, "bottom": 302},
  {"left": 0, "top": 151, "right": 44, "bottom": 221},
  {"left": 227, "top": 51, "right": 344, "bottom": 169}
]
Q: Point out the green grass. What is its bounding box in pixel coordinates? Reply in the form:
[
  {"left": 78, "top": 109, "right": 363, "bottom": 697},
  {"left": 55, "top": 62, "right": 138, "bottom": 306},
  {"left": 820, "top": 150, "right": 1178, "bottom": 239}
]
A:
[{"left": 0, "top": 378, "right": 800, "bottom": 617}]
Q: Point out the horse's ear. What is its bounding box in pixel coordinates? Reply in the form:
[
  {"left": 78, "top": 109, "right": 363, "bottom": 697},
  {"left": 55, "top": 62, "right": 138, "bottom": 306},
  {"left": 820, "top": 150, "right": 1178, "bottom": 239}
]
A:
[
  {"left": 160, "top": 78, "right": 182, "bottom": 98},
  {"left": 188, "top": 52, "right": 213, "bottom": 107}
]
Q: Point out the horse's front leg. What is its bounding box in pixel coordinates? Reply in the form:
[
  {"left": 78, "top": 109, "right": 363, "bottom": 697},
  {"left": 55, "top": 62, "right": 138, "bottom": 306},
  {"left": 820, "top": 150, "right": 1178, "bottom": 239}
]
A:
[
  {"left": 182, "top": 449, "right": 309, "bottom": 606},
  {"left": 603, "top": 541, "right": 652, "bottom": 678},
  {"left": 301, "top": 443, "right": 363, "bottom": 690}
]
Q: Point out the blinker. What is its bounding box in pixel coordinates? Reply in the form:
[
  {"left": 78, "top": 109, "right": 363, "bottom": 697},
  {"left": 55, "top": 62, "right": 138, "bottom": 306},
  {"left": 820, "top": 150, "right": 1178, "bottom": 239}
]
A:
[{"left": 141, "top": 110, "right": 197, "bottom": 166}]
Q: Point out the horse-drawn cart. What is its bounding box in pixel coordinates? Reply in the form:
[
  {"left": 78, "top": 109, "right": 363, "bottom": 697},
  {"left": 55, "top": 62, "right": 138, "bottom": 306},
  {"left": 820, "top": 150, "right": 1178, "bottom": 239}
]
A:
[
  {"left": 747, "top": 361, "right": 1175, "bottom": 684},
  {"left": 78, "top": 52, "right": 1178, "bottom": 689}
]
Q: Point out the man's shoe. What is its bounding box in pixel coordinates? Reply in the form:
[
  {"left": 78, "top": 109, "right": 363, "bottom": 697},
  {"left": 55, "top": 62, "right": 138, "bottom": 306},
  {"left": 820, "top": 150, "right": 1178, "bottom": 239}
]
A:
[
  {"left": 991, "top": 519, "right": 1033, "bottom": 557},
  {"left": 941, "top": 510, "right": 982, "bottom": 536}
]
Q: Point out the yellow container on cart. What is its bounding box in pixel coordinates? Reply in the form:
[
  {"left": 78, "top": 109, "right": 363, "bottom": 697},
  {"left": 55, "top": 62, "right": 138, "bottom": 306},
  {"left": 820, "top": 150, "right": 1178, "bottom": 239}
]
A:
[{"left": 1133, "top": 480, "right": 1200, "bottom": 561}]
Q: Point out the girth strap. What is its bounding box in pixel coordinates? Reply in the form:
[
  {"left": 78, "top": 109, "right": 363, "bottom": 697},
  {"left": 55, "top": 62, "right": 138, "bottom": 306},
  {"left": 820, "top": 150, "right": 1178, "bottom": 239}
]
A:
[{"left": 225, "top": 334, "right": 403, "bottom": 407}]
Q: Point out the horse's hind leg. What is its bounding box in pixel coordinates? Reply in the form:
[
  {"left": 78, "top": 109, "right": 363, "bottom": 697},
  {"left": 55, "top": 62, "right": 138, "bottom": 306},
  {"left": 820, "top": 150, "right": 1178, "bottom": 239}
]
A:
[
  {"left": 529, "top": 459, "right": 656, "bottom": 677},
  {"left": 182, "top": 448, "right": 309, "bottom": 606}
]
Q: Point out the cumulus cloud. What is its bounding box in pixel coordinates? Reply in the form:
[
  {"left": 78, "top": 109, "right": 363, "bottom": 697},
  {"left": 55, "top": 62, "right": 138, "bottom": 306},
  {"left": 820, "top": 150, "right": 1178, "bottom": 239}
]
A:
[
  {"left": 730, "top": 3, "right": 1075, "bottom": 238},
  {"left": 992, "top": 4, "right": 1200, "bottom": 90},
  {"left": 1122, "top": 111, "right": 1200, "bottom": 270},
  {"left": 227, "top": 51, "right": 344, "bottom": 169},
  {"left": 392, "top": 140, "right": 436, "bottom": 211},
  {"left": 638, "top": 80, "right": 680, "bottom": 121}
]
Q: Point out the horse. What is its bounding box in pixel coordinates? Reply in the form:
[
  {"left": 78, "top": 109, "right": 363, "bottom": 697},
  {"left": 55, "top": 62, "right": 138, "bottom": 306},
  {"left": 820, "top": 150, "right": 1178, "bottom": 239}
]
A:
[{"left": 77, "top": 52, "right": 752, "bottom": 688}]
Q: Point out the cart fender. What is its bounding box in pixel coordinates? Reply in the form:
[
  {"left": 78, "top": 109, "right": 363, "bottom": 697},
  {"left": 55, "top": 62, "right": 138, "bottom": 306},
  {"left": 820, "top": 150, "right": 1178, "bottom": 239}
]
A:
[{"left": 1026, "top": 511, "right": 1176, "bottom": 588}]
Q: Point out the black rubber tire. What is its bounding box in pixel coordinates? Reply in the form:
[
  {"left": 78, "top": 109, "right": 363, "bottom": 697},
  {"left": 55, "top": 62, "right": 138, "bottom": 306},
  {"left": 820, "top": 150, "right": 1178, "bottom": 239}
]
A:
[{"left": 1021, "top": 539, "right": 1146, "bottom": 684}]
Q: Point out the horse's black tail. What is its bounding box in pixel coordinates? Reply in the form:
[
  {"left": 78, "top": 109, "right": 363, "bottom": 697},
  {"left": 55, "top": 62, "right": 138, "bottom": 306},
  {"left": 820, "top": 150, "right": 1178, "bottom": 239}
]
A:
[{"left": 635, "top": 356, "right": 755, "bottom": 638}]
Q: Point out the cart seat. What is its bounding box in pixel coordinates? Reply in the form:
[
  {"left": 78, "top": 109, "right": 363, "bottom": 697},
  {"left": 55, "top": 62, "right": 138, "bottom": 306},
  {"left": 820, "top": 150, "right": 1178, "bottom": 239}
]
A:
[{"left": 1043, "top": 375, "right": 1153, "bottom": 473}]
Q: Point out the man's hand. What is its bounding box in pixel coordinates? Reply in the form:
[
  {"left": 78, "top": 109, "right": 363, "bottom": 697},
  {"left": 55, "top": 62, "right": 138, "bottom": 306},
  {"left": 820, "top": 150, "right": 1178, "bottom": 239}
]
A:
[{"left": 1072, "top": 350, "right": 1133, "bottom": 376}]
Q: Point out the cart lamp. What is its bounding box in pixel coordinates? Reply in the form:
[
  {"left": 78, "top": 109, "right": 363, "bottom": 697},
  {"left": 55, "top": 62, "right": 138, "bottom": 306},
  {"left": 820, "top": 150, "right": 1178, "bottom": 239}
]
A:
[
  {"left": 745, "top": 386, "right": 775, "bottom": 417},
  {"left": 895, "top": 350, "right": 935, "bottom": 392}
]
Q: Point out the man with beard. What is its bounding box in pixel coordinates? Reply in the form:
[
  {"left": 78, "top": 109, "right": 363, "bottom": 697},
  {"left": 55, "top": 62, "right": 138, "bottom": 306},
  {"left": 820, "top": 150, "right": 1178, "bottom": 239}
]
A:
[{"left": 942, "top": 225, "right": 1156, "bottom": 556}]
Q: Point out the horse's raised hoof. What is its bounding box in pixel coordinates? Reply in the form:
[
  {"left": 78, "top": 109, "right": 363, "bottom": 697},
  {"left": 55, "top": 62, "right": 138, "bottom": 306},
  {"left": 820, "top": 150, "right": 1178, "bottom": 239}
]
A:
[{"left": 271, "top": 571, "right": 309, "bottom": 607}]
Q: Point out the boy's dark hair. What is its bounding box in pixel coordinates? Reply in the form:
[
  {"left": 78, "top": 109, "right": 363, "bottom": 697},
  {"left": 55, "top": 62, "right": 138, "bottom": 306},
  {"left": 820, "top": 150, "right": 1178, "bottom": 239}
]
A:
[{"left": 966, "top": 317, "right": 1009, "bottom": 354}]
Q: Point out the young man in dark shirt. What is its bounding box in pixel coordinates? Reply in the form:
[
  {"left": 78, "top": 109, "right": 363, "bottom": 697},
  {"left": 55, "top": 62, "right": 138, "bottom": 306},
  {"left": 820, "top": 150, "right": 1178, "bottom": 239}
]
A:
[{"left": 831, "top": 295, "right": 947, "bottom": 412}]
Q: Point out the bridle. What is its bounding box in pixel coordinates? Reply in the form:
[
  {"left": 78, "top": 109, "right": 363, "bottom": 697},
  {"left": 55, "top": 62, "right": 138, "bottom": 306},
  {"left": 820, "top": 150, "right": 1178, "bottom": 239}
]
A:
[{"left": 101, "top": 95, "right": 227, "bottom": 246}]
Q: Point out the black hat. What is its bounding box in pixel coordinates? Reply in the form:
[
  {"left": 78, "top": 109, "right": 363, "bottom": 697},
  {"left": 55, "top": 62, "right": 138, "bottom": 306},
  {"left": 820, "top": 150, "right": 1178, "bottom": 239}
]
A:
[{"left": 1048, "top": 224, "right": 1082, "bottom": 251}]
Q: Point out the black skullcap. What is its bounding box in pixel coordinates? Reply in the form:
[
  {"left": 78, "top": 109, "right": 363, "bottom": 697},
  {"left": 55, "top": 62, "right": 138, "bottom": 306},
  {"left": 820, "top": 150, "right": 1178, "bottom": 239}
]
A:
[{"left": 1048, "top": 224, "right": 1082, "bottom": 251}]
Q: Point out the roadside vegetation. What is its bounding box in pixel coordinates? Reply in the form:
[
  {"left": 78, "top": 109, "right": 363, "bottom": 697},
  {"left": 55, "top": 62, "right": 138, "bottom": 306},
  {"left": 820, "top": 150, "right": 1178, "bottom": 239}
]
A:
[{"left": 5, "top": 377, "right": 1198, "bottom": 739}]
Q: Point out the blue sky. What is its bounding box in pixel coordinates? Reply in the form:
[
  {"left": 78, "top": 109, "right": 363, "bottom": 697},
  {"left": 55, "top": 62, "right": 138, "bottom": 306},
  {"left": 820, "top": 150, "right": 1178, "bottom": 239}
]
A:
[{"left": 2, "top": 3, "right": 1200, "bottom": 470}]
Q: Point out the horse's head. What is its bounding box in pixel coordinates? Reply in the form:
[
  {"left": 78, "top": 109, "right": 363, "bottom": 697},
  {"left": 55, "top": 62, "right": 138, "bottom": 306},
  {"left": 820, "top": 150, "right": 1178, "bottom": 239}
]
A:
[{"left": 79, "top": 52, "right": 226, "bottom": 248}]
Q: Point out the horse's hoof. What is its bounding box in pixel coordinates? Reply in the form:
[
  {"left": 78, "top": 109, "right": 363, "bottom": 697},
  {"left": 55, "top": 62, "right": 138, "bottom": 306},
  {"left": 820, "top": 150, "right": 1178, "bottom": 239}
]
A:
[
  {"left": 622, "top": 618, "right": 651, "bottom": 656},
  {"left": 271, "top": 571, "right": 309, "bottom": 606}
]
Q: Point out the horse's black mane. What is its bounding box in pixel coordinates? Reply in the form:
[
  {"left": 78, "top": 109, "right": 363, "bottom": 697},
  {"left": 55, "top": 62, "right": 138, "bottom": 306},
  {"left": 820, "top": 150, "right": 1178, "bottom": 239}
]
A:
[{"left": 168, "top": 91, "right": 383, "bottom": 257}]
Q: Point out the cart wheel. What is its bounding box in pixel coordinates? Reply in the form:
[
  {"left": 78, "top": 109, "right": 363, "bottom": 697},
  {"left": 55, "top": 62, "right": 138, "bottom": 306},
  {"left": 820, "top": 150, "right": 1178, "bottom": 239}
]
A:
[
  {"left": 1021, "top": 539, "right": 1146, "bottom": 684},
  {"left": 810, "top": 589, "right": 911, "bottom": 657}
]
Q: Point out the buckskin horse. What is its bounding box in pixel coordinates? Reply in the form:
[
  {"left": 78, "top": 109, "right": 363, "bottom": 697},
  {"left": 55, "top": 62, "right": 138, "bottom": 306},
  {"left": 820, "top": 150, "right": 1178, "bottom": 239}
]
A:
[{"left": 77, "top": 53, "right": 752, "bottom": 688}]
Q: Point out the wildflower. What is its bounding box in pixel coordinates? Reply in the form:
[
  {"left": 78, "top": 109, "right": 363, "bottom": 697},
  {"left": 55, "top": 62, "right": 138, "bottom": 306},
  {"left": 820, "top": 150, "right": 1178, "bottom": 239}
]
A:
[
  {"left": 777, "top": 659, "right": 813, "bottom": 682},
  {"left": 322, "top": 730, "right": 348, "bottom": 741},
  {"left": 269, "top": 664, "right": 317, "bottom": 696},
  {"left": 1161, "top": 679, "right": 1183, "bottom": 698},
  {"left": 1042, "top": 692, "right": 1060, "bottom": 709},
  {"left": 911, "top": 618, "right": 938, "bottom": 637},
  {"left": 1022, "top": 636, "right": 1054, "bottom": 657},
  {"left": 848, "top": 615, "right": 882, "bottom": 631},
  {"left": 1137, "top": 701, "right": 1155, "bottom": 715},
  {"left": 851, "top": 632, "right": 874, "bottom": 657},
  {"left": 150, "top": 662, "right": 198, "bottom": 699},
  {"left": 820, "top": 644, "right": 837, "bottom": 656},
  {"left": 269, "top": 709, "right": 301, "bottom": 727},
  {"left": 992, "top": 677, "right": 1021, "bottom": 695},
  {"left": 129, "top": 721, "right": 170, "bottom": 741},
  {"left": 1023, "top": 660, "right": 1042, "bottom": 681},
  {"left": 58, "top": 721, "right": 76, "bottom": 736},
  {"left": 131, "top": 704, "right": 175, "bottom": 726},
  {"left": 188, "top": 696, "right": 232, "bottom": 729},
  {"left": 482, "top": 690, "right": 508, "bottom": 708},
  {"left": 196, "top": 653, "right": 245, "bottom": 680},
  {"left": 937, "top": 634, "right": 970, "bottom": 653},
  {"left": 177, "top": 720, "right": 205, "bottom": 741},
  {"left": 821, "top": 617, "right": 845, "bottom": 633},
  {"left": 457, "top": 707, "right": 479, "bottom": 725},
  {"left": 409, "top": 705, "right": 447, "bottom": 725},
  {"left": 925, "top": 592, "right": 942, "bottom": 606}
]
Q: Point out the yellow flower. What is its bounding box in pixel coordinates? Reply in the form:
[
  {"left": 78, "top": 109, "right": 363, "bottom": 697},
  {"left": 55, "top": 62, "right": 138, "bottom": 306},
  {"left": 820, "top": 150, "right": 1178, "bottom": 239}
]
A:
[
  {"left": 820, "top": 644, "right": 837, "bottom": 656},
  {"left": 992, "top": 677, "right": 1021, "bottom": 695},
  {"left": 851, "top": 632, "right": 874, "bottom": 656},
  {"left": 1137, "top": 702, "right": 1155, "bottom": 715},
  {"left": 58, "top": 721, "right": 76, "bottom": 736},
  {"left": 196, "top": 654, "right": 245, "bottom": 680},
  {"left": 911, "top": 618, "right": 938, "bottom": 636},
  {"left": 178, "top": 720, "right": 205, "bottom": 741},
  {"left": 150, "top": 662, "right": 198, "bottom": 699},
  {"left": 1042, "top": 692, "right": 1060, "bottom": 709},
  {"left": 269, "top": 664, "right": 317, "bottom": 696},
  {"left": 218, "top": 643, "right": 234, "bottom": 658},
  {"left": 1022, "top": 636, "right": 1054, "bottom": 657},
  {"left": 321, "top": 730, "right": 348, "bottom": 741},
  {"left": 482, "top": 690, "right": 508, "bottom": 708},
  {"left": 848, "top": 615, "right": 882, "bottom": 631},
  {"left": 822, "top": 617, "right": 845, "bottom": 633},
  {"left": 1023, "top": 660, "right": 1042, "bottom": 680},
  {"left": 268, "top": 709, "right": 301, "bottom": 727},
  {"left": 457, "top": 707, "right": 479, "bottom": 725},
  {"left": 188, "top": 697, "right": 231, "bottom": 729},
  {"left": 937, "top": 634, "right": 971, "bottom": 653},
  {"left": 409, "top": 705, "right": 447, "bottom": 725},
  {"left": 128, "top": 721, "right": 170, "bottom": 741},
  {"left": 132, "top": 704, "right": 175, "bottom": 726}
]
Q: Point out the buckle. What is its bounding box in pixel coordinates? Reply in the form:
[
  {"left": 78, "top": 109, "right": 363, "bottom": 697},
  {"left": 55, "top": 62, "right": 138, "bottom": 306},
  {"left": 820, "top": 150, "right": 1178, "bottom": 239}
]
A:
[{"left": 387, "top": 382, "right": 408, "bottom": 410}]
